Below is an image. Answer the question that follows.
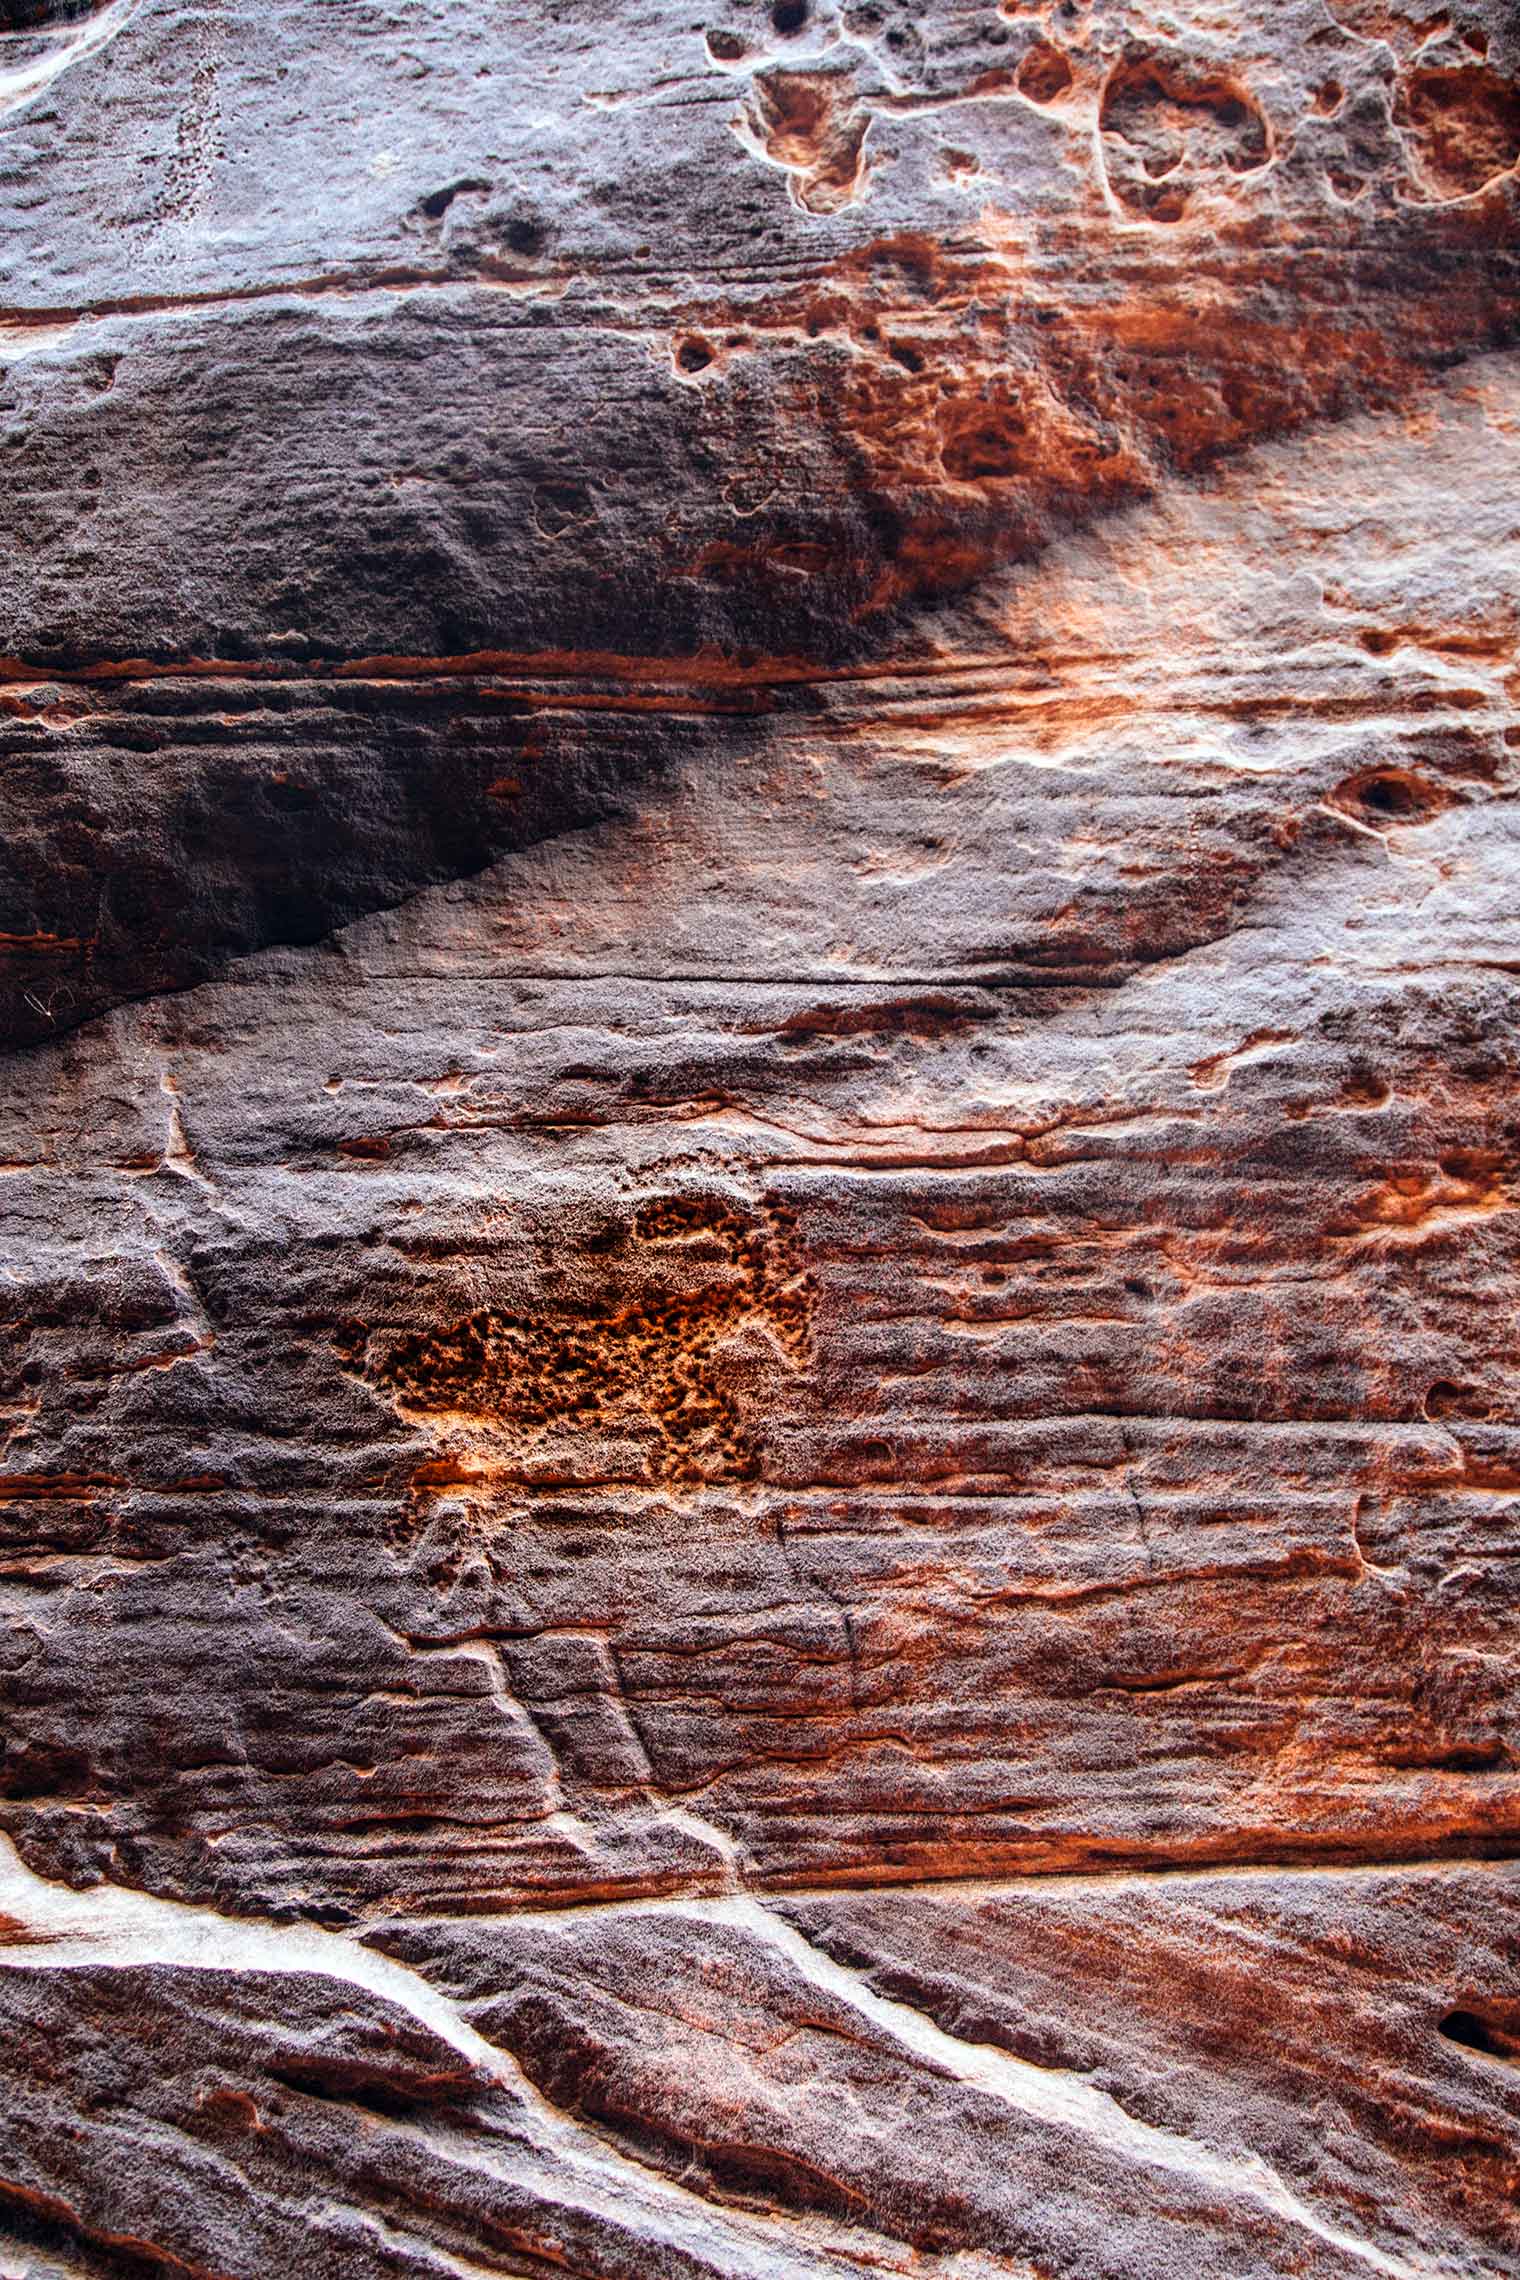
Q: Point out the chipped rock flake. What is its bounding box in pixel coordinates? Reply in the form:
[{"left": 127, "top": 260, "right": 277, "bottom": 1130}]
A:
[{"left": 0, "top": 0, "right": 1518, "bottom": 2276}]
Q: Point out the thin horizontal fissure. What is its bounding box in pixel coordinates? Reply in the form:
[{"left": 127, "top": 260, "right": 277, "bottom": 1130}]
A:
[{"left": 0, "top": 649, "right": 1510, "bottom": 719}]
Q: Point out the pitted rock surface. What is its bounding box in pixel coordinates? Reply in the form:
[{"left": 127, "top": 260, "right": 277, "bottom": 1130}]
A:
[{"left": 0, "top": 3, "right": 1517, "bottom": 2275}]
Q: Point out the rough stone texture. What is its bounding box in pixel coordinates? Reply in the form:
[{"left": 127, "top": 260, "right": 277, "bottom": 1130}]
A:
[{"left": 1, "top": 1, "right": 1518, "bottom": 2274}]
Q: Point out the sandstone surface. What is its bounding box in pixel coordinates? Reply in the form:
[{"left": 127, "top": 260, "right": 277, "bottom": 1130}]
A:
[{"left": 1, "top": 2, "right": 1518, "bottom": 2274}]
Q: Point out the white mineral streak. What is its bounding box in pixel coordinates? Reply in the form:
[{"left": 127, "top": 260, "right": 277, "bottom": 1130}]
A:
[
  {"left": 0, "top": 1827, "right": 511, "bottom": 2075},
  {"left": 698, "top": 1895, "right": 1443, "bottom": 2280},
  {"left": 0, "top": 0, "right": 140, "bottom": 120},
  {"left": 0, "top": 1834, "right": 894, "bottom": 2280},
  {"left": 0, "top": 1831, "right": 1441, "bottom": 2280}
]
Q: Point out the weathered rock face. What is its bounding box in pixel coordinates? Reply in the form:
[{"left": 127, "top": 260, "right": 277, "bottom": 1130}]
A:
[{"left": 2, "top": 2, "right": 1518, "bottom": 2274}]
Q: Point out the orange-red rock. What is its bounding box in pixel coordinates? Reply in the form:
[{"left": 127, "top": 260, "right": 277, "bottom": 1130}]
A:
[{"left": 0, "top": 1, "right": 1517, "bottom": 2273}]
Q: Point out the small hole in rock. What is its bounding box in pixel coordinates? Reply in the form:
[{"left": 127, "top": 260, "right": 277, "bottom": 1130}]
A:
[
  {"left": 1424, "top": 1380, "right": 1490, "bottom": 1420},
  {"left": 505, "top": 216, "right": 547, "bottom": 257},
  {"left": 676, "top": 336, "right": 715, "bottom": 374},
  {"left": 1017, "top": 41, "right": 1074, "bottom": 104},
  {"left": 1357, "top": 772, "right": 1423, "bottom": 818},
  {"left": 1340, "top": 1069, "right": 1390, "bottom": 1108},
  {"left": 772, "top": 0, "right": 808, "bottom": 33},
  {"left": 533, "top": 481, "right": 593, "bottom": 535},
  {"left": 1440, "top": 2010, "right": 1515, "bottom": 2058},
  {"left": 705, "top": 27, "right": 747, "bottom": 62},
  {"left": 419, "top": 178, "right": 491, "bottom": 222}
]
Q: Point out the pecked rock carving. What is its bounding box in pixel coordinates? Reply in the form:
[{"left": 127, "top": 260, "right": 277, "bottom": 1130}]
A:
[{"left": 0, "top": 1, "right": 1518, "bottom": 2276}]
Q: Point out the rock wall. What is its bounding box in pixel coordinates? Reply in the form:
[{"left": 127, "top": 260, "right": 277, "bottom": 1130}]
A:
[{"left": 1, "top": 2, "right": 1518, "bottom": 2274}]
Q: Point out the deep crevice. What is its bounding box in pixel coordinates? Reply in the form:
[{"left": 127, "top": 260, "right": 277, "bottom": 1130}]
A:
[{"left": 1439, "top": 2008, "right": 1520, "bottom": 2063}]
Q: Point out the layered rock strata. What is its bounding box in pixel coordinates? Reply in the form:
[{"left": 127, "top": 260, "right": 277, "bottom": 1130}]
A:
[{"left": 1, "top": 2, "right": 1517, "bottom": 2274}]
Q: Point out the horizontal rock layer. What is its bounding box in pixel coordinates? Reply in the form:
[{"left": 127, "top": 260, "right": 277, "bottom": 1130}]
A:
[{"left": 0, "top": 1, "right": 1517, "bottom": 2275}]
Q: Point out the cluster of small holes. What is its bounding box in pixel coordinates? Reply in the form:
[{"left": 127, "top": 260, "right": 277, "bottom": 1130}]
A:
[{"left": 362, "top": 1200, "right": 814, "bottom": 1488}]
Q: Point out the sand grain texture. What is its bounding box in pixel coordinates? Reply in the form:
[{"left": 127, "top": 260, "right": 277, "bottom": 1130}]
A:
[{"left": 0, "top": 1, "right": 1518, "bottom": 2273}]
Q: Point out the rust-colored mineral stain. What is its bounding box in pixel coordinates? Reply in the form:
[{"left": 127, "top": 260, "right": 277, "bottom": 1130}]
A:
[
  {"left": 359, "top": 1199, "right": 815, "bottom": 1492},
  {"left": 1395, "top": 60, "right": 1520, "bottom": 197}
]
